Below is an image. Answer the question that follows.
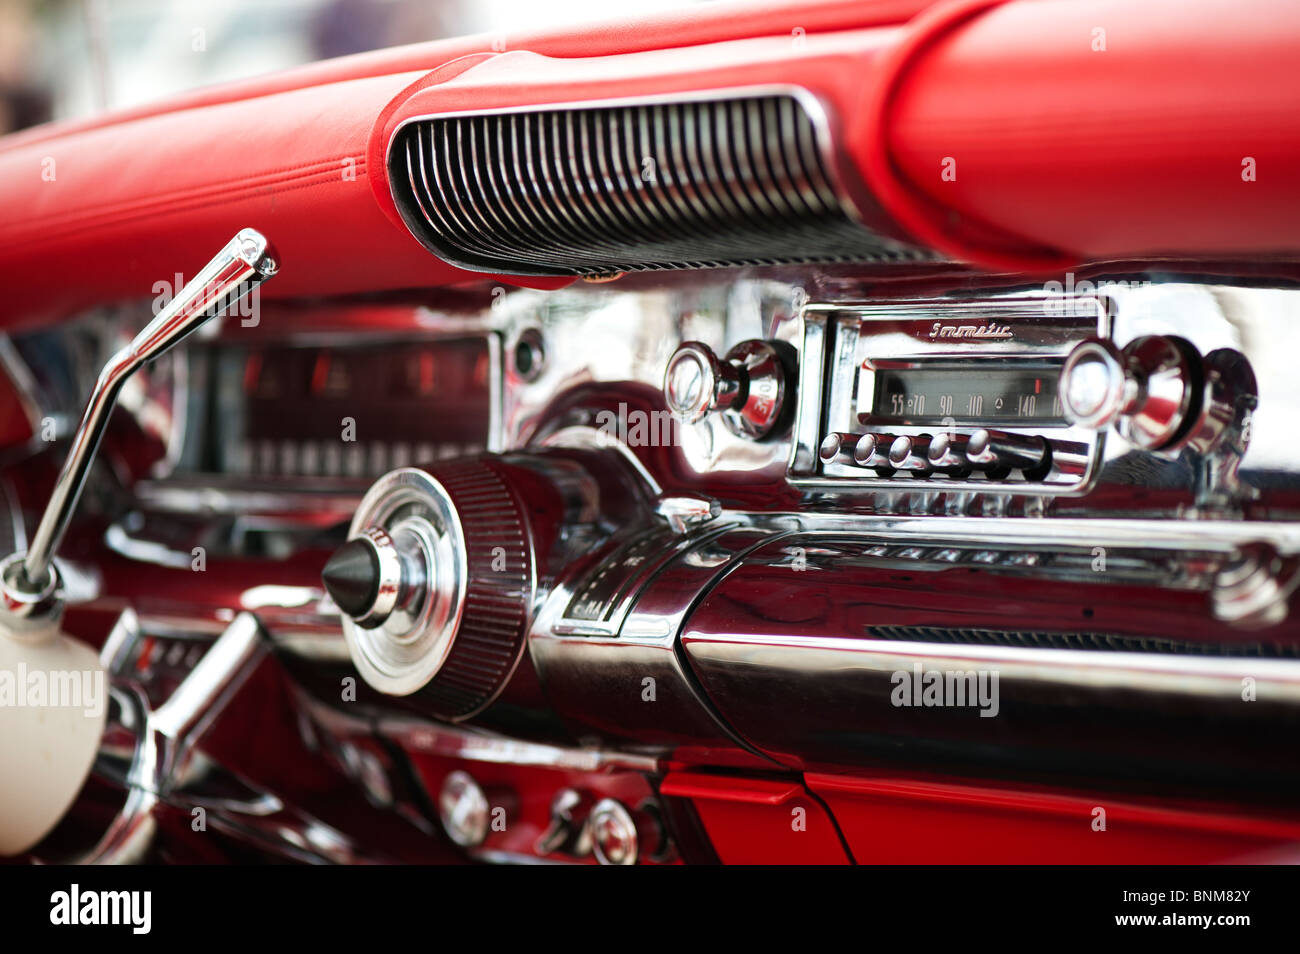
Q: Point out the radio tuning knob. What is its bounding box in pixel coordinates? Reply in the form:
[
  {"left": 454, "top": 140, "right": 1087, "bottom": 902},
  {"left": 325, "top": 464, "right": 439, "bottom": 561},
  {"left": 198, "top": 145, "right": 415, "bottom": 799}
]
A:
[
  {"left": 322, "top": 457, "right": 536, "bottom": 718},
  {"left": 1059, "top": 339, "right": 1131, "bottom": 430},
  {"left": 1060, "top": 336, "right": 1198, "bottom": 450},
  {"left": 663, "top": 340, "right": 792, "bottom": 439}
]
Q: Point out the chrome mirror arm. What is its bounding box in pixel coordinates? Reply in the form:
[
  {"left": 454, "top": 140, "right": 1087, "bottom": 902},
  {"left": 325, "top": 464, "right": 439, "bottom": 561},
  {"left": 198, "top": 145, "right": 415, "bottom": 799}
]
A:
[{"left": 0, "top": 229, "right": 277, "bottom": 631}]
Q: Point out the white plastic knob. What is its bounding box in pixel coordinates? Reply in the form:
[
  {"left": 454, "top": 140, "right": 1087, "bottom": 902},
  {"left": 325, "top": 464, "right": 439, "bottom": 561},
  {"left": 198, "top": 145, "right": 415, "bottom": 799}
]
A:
[{"left": 0, "top": 626, "right": 106, "bottom": 855}]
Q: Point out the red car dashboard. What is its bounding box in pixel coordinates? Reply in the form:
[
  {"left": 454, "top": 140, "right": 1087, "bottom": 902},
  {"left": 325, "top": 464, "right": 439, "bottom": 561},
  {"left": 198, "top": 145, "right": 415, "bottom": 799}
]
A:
[{"left": 0, "top": 0, "right": 1299, "bottom": 893}]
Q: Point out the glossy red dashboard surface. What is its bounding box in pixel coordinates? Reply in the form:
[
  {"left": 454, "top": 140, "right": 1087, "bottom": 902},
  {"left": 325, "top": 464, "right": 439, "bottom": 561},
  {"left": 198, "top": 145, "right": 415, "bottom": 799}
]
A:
[
  {"left": 865, "top": 0, "right": 1300, "bottom": 270},
  {"left": 3, "top": 0, "right": 1299, "bottom": 328},
  {"left": 662, "top": 770, "right": 1300, "bottom": 864}
]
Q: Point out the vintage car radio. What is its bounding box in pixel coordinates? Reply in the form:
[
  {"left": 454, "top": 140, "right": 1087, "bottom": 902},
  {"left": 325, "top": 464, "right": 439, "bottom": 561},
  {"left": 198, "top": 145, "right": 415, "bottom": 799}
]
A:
[
  {"left": 790, "top": 295, "right": 1256, "bottom": 500},
  {"left": 792, "top": 297, "right": 1109, "bottom": 493}
]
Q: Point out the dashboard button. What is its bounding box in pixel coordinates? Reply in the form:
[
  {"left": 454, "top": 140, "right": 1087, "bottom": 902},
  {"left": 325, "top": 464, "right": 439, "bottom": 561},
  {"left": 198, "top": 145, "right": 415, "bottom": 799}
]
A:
[
  {"left": 888, "top": 435, "right": 932, "bottom": 472},
  {"left": 589, "top": 798, "right": 641, "bottom": 866},
  {"left": 966, "top": 429, "right": 1049, "bottom": 475},
  {"left": 438, "top": 770, "right": 491, "bottom": 848}
]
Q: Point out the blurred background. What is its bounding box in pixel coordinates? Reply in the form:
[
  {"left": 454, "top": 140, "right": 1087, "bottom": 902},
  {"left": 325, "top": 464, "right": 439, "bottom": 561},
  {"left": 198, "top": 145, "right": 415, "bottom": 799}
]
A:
[{"left": 0, "top": 0, "right": 696, "bottom": 134}]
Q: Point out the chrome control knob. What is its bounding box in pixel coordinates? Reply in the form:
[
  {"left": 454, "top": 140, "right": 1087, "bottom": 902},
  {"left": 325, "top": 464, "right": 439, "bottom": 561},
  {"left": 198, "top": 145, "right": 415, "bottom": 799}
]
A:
[
  {"left": 887, "top": 434, "right": 932, "bottom": 473},
  {"left": 324, "top": 458, "right": 535, "bottom": 718},
  {"left": 1060, "top": 336, "right": 1198, "bottom": 450},
  {"left": 926, "top": 433, "right": 973, "bottom": 475},
  {"left": 819, "top": 432, "right": 863, "bottom": 465},
  {"left": 663, "top": 339, "right": 792, "bottom": 439},
  {"left": 663, "top": 342, "right": 742, "bottom": 425},
  {"left": 438, "top": 770, "right": 492, "bottom": 848},
  {"left": 324, "top": 449, "right": 654, "bottom": 719},
  {"left": 1059, "top": 339, "right": 1130, "bottom": 430},
  {"left": 589, "top": 798, "right": 644, "bottom": 866}
]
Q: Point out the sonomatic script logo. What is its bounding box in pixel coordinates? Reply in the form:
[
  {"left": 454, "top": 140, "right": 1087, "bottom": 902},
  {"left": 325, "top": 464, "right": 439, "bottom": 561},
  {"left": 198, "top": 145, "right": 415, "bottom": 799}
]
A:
[
  {"left": 927, "top": 321, "right": 1013, "bottom": 341},
  {"left": 50, "top": 884, "right": 151, "bottom": 935}
]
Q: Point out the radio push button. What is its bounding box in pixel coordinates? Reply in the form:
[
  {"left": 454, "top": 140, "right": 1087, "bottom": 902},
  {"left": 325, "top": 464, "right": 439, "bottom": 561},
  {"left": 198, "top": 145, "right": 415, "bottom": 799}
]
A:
[
  {"left": 887, "top": 435, "right": 933, "bottom": 473},
  {"left": 853, "top": 433, "right": 895, "bottom": 470},
  {"left": 966, "top": 429, "right": 1051, "bottom": 479},
  {"left": 818, "top": 432, "right": 860, "bottom": 465},
  {"left": 821, "top": 431, "right": 897, "bottom": 472},
  {"left": 926, "top": 433, "right": 973, "bottom": 476}
]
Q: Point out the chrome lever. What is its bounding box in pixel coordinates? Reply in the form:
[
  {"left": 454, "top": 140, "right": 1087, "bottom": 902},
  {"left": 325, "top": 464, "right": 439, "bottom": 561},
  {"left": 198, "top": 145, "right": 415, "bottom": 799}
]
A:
[{"left": 1, "top": 229, "right": 278, "bottom": 628}]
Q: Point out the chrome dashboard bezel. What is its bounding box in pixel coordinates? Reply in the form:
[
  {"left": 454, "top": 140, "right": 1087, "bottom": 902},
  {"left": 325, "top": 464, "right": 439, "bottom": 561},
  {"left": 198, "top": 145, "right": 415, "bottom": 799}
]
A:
[{"left": 790, "top": 296, "right": 1112, "bottom": 495}]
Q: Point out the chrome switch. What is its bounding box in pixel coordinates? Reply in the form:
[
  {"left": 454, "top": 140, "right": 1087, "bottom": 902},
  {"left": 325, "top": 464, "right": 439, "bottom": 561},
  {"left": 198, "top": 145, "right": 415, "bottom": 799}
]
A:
[{"left": 663, "top": 339, "right": 792, "bottom": 439}]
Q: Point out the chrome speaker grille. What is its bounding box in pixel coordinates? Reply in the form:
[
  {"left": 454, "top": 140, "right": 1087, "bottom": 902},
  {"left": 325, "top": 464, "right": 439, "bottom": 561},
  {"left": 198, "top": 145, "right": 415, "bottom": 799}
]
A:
[{"left": 388, "top": 93, "right": 930, "bottom": 277}]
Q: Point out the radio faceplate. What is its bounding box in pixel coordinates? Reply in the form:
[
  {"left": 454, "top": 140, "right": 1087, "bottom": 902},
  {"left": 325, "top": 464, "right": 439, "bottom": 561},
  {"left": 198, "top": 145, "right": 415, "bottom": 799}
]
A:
[{"left": 792, "top": 297, "right": 1111, "bottom": 494}]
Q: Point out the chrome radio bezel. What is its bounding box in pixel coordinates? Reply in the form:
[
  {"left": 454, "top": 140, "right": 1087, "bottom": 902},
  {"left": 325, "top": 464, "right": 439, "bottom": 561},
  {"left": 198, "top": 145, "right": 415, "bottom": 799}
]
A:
[{"left": 790, "top": 296, "right": 1112, "bottom": 495}]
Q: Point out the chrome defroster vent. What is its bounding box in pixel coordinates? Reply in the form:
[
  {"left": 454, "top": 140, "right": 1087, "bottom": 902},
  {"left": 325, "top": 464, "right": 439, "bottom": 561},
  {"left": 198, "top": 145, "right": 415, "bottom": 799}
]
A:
[{"left": 387, "top": 93, "right": 930, "bottom": 277}]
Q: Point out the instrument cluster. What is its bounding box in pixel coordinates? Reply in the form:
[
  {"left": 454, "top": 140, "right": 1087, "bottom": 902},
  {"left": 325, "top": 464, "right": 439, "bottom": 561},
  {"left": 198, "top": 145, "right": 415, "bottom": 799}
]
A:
[{"left": 190, "top": 336, "right": 495, "bottom": 481}]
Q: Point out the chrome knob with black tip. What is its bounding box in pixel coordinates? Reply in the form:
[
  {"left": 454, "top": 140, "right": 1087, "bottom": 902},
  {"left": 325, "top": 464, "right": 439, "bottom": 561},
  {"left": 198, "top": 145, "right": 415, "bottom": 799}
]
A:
[
  {"left": 321, "top": 447, "right": 657, "bottom": 720},
  {"left": 320, "top": 461, "right": 522, "bottom": 715}
]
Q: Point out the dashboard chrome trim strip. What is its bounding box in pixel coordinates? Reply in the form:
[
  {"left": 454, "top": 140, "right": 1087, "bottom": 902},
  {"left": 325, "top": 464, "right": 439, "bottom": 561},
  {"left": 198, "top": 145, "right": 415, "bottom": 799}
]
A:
[
  {"left": 132, "top": 478, "right": 368, "bottom": 515},
  {"left": 681, "top": 634, "right": 1300, "bottom": 700},
  {"left": 735, "top": 513, "right": 1300, "bottom": 556}
]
